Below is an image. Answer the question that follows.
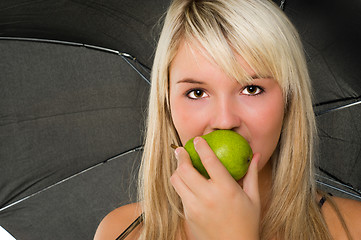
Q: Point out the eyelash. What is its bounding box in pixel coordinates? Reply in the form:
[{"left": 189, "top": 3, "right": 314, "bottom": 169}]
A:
[{"left": 185, "top": 85, "right": 264, "bottom": 100}]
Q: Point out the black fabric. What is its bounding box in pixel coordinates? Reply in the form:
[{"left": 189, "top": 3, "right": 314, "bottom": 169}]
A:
[
  {"left": 316, "top": 105, "right": 361, "bottom": 190},
  {"left": 281, "top": 0, "right": 361, "bottom": 193},
  {"left": 0, "top": 149, "right": 142, "bottom": 240},
  {"left": 318, "top": 193, "right": 333, "bottom": 208},
  {"left": 0, "top": 39, "right": 149, "bottom": 239},
  {"left": 0, "top": 0, "right": 171, "bottom": 68},
  {"left": 289, "top": 0, "right": 361, "bottom": 106},
  {"left": 319, "top": 196, "right": 327, "bottom": 208}
]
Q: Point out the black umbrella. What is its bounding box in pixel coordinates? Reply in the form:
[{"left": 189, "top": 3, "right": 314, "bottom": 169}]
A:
[
  {"left": 0, "top": 38, "right": 150, "bottom": 239},
  {"left": 0, "top": 0, "right": 360, "bottom": 239},
  {"left": 0, "top": 0, "right": 170, "bottom": 67},
  {"left": 0, "top": 0, "right": 170, "bottom": 239},
  {"left": 277, "top": 0, "right": 361, "bottom": 198},
  {"left": 0, "top": 39, "right": 149, "bottom": 239}
]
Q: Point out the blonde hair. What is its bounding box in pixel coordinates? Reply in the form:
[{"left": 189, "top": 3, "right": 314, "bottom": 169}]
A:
[{"left": 138, "top": 0, "right": 332, "bottom": 239}]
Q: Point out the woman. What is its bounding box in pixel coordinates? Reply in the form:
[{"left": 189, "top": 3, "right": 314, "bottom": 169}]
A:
[{"left": 94, "top": 0, "right": 361, "bottom": 239}]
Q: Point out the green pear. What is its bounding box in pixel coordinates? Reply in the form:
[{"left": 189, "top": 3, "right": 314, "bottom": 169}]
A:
[{"left": 184, "top": 130, "right": 253, "bottom": 181}]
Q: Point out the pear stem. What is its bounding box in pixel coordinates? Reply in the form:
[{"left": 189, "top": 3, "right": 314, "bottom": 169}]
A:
[{"left": 170, "top": 144, "right": 179, "bottom": 149}]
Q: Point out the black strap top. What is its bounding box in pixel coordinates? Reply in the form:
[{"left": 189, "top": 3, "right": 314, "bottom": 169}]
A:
[
  {"left": 116, "top": 194, "right": 330, "bottom": 239},
  {"left": 319, "top": 195, "right": 327, "bottom": 208},
  {"left": 319, "top": 192, "right": 333, "bottom": 208},
  {"left": 116, "top": 213, "right": 144, "bottom": 240}
]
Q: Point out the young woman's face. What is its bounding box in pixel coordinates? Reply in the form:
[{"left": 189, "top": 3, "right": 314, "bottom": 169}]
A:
[{"left": 169, "top": 41, "right": 285, "bottom": 170}]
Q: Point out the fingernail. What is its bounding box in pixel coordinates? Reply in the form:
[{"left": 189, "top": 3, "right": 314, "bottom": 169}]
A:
[
  {"left": 174, "top": 148, "right": 181, "bottom": 167},
  {"left": 193, "top": 137, "right": 201, "bottom": 144},
  {"left": 193, "top": 137, "right": 201, "bottom": 150},
  {"left": 174, "top": 147, "right": 181, "bottom": 157}
]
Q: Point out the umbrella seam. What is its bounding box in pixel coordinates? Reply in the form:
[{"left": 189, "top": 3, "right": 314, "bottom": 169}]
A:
[{"left": 0, "top": 106, "right": 142, "bottom": 127}]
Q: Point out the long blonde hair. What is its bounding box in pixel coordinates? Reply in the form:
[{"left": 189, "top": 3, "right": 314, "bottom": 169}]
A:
[{"left": 138, "top": 0, "right": 332, "bottom": 239}]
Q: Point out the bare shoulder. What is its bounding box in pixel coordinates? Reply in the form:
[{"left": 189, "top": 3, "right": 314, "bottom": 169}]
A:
[
  {"left": 334, "top": 196, "right": 361, "bottom": 238},
  {"left": 323, "top": 195, "right": 361, "bottom": 239},
  {"left": 94, "top": 202, "right": 143, "bottom": 240}
]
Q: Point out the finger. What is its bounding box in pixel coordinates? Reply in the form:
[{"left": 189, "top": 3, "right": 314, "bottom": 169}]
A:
[
  {"left": 170, "top": 171, "right": 202, "bottom": 211},
  {"left": 193, "top": 137, "right": 234, "bottom": 183},
  {"left": 242, "top": 153, "right": 261, "bottom": 204},
  {"left": 170, "top": 171, "right": 192, "bottom": 199},
  {"left": 174, "top": 146, "right": 209, "bottom": 194}
]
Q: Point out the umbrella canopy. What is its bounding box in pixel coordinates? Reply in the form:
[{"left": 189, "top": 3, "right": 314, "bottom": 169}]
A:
[
  {"left": 0, "top": 0, "right": 170, "bottom": 67},
  {"left": 0, "top": 0, "right": 360, "bottom": 239},
  {"left": 0, "top": 38, "right": 150, "bottom": 239},
  {"left": 278, "top": 0, "right": 361, "bottom": 196}
]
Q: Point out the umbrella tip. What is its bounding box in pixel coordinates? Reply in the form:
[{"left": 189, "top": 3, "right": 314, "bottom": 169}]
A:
[{"left": 280, "top": 0, "right": 286, "bottom": 11}]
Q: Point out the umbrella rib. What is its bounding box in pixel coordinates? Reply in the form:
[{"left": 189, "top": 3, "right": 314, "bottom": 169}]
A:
[
  {"left": 119, "top": 53, "right": 151, "bottom": 73},
  {"left": 317, "top": 168, "right": 361, "bottom": 195},
  {"left": 0, "top": 37, "right": 152, "bottom": 85},
  {"left": 0, "top": 145, "right": 144, "bottom": 213},
  {"left": 316, "top": 180, "right": 361, "bottom": 201},
  {"left": 120, "top": 54, "right": 151, "bottom": 85},
  {"left": 314, "top": 97, "right": 361, "bottom": 116},
  {"left": 0, "top": 36, "right": 83, "bottom": 47},
  {"left": 316, "top": 174, "right": 361, "bottom": 196},
  {"left": 313, "top": 96, "right": 361, "bottom": 108}
]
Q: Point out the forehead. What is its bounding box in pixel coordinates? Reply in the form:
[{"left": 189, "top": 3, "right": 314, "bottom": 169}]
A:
[{"left": 169, "top": 40, "right": 260, "bottom": 83}]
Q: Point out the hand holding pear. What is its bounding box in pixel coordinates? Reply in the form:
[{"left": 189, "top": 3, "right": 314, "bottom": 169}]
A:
[{"left": 181, "top": 130, "right": 253, "bottom": 181}]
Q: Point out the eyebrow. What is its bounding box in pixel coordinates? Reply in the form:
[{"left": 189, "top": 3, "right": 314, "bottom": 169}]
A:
[
  {"left": 176, "top": 78, "right": 205, "bottom": 84},
  {"left": 176, "top": 75, "right": 268, "bottom": 84}
]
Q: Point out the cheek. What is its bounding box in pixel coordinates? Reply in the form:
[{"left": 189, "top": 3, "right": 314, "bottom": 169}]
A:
[
  {"left": 248, "top": 98, "right": 284, "bottom": 165},
  {"left": 170, "top": 99, "right": 207, "bottom": 145}
]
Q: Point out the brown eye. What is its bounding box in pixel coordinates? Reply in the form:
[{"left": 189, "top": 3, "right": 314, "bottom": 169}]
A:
[
  {"left": 187, "top": 89, "right": 208, "bottom": 99},
  {"left": 242, "top": 85, "right": 263, "bottom": 96},
  {"left": 247, "top": 86, "right": 257, "bottom": 94},
  {"left": 194, "top": 90, "right": 203, "bottom": 97}
]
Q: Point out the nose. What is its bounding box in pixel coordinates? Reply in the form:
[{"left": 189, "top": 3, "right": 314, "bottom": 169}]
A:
[{"left": 209, "top": 97, "right": 242, "bottom": 131}]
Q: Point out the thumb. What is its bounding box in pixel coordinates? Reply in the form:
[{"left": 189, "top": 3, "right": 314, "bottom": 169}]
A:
[{"left": 242, "top": 153, "right": 261, "bottom": 205}]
